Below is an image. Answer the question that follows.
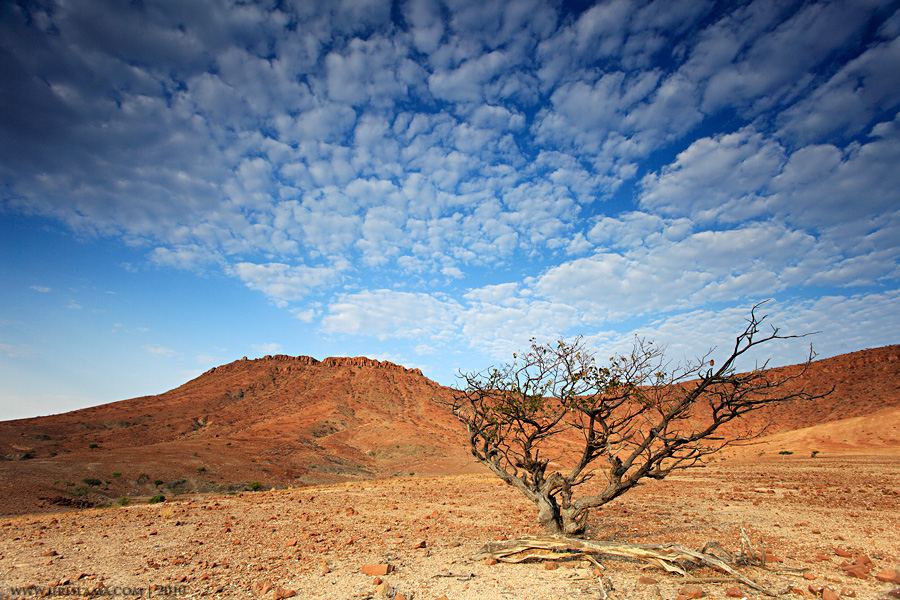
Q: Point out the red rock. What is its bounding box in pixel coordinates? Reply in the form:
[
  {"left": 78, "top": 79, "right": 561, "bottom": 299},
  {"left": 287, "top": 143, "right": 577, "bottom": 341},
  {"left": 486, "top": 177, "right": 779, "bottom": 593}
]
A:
[
  {"left": 876, "top": 569, "right": 900, "bottom": 584},
  {"left": 680, "top": 584, "right": 703, "bottom": 599},
  {"left": 394, "top": 594, "right": 408, "bottom": 600},
  {"left": 251, "top": 580, "right": 272, "bottom": 597},
  {"left": 362, "top": 564, "right": 394, "bottom": 576},
  {"left": 413, "top": 540, "right": 427, "bottom": 549},
  {"left": 725, "top": 586, "right": 745, "bottom": 597},
  {"left": 816, "top": 553, "right": 831, "bottom": 562},
  {"left": 375, "top": 581, "right": 393, "bottom": 598},
  {"left": 433, "top": 596, "right": 452, "bottom": 600},
  {"left": 840, "top": 588, "right": 856, "bottom": 597},
  {"left": 853, "top": 555, "right": 873, "bottom": 566},
  {"left": 41, "top": 550, "right": 58, "bottom": 557},
  {"left": 273, "top": 588, "right": 296, "bottom": 599},
  {"left": 886, "top": 587, "right": 900, "bottom": 599},
  {"left": 484, "top": 558, "right": 498, "bottom": 566},
  {"left": 543, "top": 561, "right": 559, "bottom": 570},
  {"left": 835, "top": 548, "right": 853, "bottom": 558},
  {"left": 822, "top": 587, "right": 839, "bottom": 600},
  {"left": 789, "top": 587, "right": 806, "bottom": 595},
  {"left": 638, "top": 575, "right": 658, "bottom": 584},
  {"left": 765, "top": 552, "right": 783, "bottom": 563},
  {"left": 841, "top": 564, "right": 869, "bottom": 578},
  {"left": 319, "top": 565, "right": 330, "bottom": 575},
  {"left": 803, "top": 573, "right": 816, "bottom": 580},
  {"left": 809, "top": 584, "right": 825, "bottom": 595}
]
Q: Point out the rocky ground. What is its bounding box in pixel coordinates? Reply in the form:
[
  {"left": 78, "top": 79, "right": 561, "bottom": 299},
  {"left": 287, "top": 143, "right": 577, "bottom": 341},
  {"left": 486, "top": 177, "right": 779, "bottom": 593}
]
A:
[{"left": 1, "top": 453, "right": 899, "bottom": 600}]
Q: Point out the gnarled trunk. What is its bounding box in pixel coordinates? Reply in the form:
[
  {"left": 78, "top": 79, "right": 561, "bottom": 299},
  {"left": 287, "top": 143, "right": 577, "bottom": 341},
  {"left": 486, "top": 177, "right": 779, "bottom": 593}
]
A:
[{"left": 535, "top": 496, "right": 588, "bottom": 537}]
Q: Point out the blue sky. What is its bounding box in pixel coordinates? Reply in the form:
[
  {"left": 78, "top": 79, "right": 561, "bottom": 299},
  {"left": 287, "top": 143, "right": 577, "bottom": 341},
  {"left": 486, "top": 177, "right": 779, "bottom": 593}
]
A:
[{"left": 2, "top": 0, "right": 899, "bottom": 421}]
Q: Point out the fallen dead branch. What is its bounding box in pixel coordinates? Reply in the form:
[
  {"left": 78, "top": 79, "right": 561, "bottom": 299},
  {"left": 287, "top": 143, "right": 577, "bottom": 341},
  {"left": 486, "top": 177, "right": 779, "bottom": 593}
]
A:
[{"left": 474, "top": 537, "right": 780, "bottom": 596}]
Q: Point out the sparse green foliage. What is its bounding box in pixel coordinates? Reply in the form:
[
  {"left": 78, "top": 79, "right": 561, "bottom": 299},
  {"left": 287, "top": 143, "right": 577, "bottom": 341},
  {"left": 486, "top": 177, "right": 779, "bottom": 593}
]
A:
[
  {"left": 779, "top": 450, "right": 794, "bottom": 456},
  {"left": 197, "top": 466, "right": 206, "bottom": 472},
  {"left": 148, "top": 494, "right": 166, "bottom": 504},
  {"left": 154, "top": 480, "right": 164, "bottom": 486},
  {"left": 810, "top": 450, "right": 820, "bottom": 458},
  {"left": 444, "top": 303, "right": 827, "bottom": 537},
  {"left": 82, "top": 478, "right": 102, "bottom": 487},
  {"left": 248, "top": 481, "right": 262, "bottom": 491},
  {"left": 112, "top": 471, "right": 122, "bottom": 478},
  {"left": 88, "top": 443, "right": 99, "bottom": 449},
  {"left": 117, "top": 496, "right": 130, "bottom": 506}
]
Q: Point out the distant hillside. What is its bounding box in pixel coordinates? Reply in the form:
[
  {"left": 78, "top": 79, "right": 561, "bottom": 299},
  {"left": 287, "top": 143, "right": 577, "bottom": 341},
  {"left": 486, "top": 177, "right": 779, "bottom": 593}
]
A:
[
  {"left": 0, "top": 355, "right": 475, "bottom": 515},
  {"left": 1, "top": 345, "right": 898, "bottom": 515}
]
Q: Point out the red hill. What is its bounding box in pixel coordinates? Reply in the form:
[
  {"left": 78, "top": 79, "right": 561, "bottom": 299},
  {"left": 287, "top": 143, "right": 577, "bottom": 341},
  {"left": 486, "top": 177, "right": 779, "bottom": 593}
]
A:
[
  {"left": 1, "top": 345, "right": 898, "bottom": 515},
  {"left": 0, "top": 355, "right": 473, "bottom": 515}
]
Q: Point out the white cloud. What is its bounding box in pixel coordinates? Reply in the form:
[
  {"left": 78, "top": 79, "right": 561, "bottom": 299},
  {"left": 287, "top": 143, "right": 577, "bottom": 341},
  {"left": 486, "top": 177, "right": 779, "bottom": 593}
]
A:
[
  {"left": 768, "top": 112, "right": 900, "bottom": 232},
  {"left": 403, "top": 0, "right": 445, "bottom": 54},
  {"left": 30, "top": 286, "right": 51, "bottom": 293},
  {"left": 0, "top": 341, "right": 32, "bottom": 358},
  {"left": 251, "top": 343, "right": 283, "bottom": 355},
  {"left": 321, "top": 290, "right": 461, "bottom": 339},
  {"left": 638, "top": 127, "right": 785, "bottom": 222},
  {"left": 428, "top": 50, "right": 510, "bottom": 102},
  {"left": 633, "top": 114, "right": 900, "bottom": 289},
  {"left": 698, "top": 1, "right": 877, "bottom": 115},
  {"left": 325, "top": 37, "right": 419, "bottom": 107},
  {"left": 233, "top": 261, "right": 345, "bottom": 303},
  {"left": 588, "top": 211, "right": 692, "bottom": 249},
  {"left": 597, "top": 290, "right": 900, "bottom": 373},
  {"left": 149, "top": 245, "right": 221, "bottom": 271},
  {"left": 144, "top": 345, "right": 180, "bottom": 358},
  {"left": 533, "top": 221, "right": 828, "bottom": 320},
  {"left": 290, "top": 307, "right": 318, "bottom": 323},
  {"left": 458, "top": 294, "right": 583, "bottom": 359},
  {"left": 777, "top": 36, "right": 900, "bottom": 143}
]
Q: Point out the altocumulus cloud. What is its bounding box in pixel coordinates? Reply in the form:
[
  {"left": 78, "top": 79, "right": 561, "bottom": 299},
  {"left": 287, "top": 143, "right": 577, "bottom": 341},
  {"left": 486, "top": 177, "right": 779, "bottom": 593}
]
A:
[{"left": 1, "top": 0, "right": 899, "bottom": 388}]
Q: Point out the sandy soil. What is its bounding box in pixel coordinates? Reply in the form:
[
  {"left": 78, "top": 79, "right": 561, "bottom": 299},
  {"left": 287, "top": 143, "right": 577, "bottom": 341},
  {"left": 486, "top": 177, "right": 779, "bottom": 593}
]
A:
[{"left": 2, "top": 454, "right": 899, "bottom": 600}]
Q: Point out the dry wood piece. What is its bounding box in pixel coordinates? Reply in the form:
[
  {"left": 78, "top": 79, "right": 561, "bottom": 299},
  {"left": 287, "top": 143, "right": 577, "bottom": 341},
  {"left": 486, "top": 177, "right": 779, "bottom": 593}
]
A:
[{"left": 474, "top": 537, "right": 780, "bottom": 597}]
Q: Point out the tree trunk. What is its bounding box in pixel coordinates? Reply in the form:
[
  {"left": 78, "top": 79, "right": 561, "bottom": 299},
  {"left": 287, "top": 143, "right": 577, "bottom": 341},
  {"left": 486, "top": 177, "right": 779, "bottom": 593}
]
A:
[
  {"left": 535, "top": 497, "right": 587, "bottom": 537},
  {"left": 536, "top": 496, "right": 563, "bottom": 534},
  {"left": 560, "top": 506, "right": 587, "bottom": 537}
]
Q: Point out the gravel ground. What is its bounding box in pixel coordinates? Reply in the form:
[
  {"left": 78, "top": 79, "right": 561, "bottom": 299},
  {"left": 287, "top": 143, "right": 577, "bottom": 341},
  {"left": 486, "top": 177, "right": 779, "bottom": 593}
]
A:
[{"left": 2, "top": 455, "right": 899, "bottom": 600}]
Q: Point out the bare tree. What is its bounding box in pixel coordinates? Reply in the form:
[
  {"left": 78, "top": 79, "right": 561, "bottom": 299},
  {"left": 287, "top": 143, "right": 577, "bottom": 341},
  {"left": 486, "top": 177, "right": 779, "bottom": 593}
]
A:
[{"left": 445, "top": 303, "right": 827, "bottom": 537}]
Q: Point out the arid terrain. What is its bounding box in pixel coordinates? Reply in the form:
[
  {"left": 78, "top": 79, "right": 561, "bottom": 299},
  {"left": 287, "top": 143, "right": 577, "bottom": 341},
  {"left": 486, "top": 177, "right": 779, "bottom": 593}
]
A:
[{"left": 1, "top": 346, "right": 899, "bottom": 599}]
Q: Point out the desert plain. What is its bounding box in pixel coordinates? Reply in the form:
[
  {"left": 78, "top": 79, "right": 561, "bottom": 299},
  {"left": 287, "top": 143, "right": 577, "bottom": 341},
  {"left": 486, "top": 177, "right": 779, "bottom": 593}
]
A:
[{"left": 1, "top": 347, "right": 899, "bottom": 600}]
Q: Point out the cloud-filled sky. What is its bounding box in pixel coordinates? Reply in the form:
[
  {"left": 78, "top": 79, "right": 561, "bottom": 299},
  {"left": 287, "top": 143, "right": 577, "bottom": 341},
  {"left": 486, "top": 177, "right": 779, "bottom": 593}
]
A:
[{"left": 2, "top": 0, "right": 899, "bottom": 420}]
